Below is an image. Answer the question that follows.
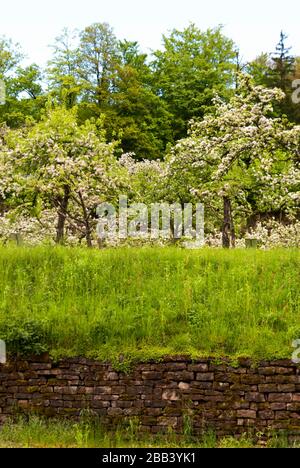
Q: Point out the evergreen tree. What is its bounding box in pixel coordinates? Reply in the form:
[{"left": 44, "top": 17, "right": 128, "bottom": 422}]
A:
[
  {"left": 269, "top": 31, "right": 295, "bottom": 92},
  {"left": 248, "top": 32, "right": 300, "bottom": 123}
]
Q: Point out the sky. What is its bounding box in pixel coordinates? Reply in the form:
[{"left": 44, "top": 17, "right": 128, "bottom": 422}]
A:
[{"left": 0, "top": 0, "right": 299, "bottom": 66}]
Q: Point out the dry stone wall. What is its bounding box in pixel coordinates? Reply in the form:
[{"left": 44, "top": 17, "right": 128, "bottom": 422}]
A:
[{"left": 0, "top": 356, "right": 299, "bottom": 437}]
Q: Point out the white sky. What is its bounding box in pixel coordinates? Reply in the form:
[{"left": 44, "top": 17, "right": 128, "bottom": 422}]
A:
[{"left": 1, "top": 0, "right": 299, "bottom": 66}]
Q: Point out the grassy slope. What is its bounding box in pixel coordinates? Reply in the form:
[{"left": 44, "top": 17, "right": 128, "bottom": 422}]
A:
[{"left": 0, "top": 246, "right": 299, "bottom": 363}]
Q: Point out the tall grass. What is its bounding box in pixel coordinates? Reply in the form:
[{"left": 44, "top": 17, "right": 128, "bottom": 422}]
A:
[
  {"left": 0, "top": 246, "right": 299, "bottom": 361},
  {"left": 0, "top": 416, "right": 296, "bottom": 448}
]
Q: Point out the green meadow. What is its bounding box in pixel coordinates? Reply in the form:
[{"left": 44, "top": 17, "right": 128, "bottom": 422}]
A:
[{"left": 0, "top": 247, "right": 299, "bottom": 364}]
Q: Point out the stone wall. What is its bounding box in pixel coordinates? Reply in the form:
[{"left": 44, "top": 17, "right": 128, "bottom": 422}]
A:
[{"left": 0, "top": 356, "right": 299, "bottom": 437}]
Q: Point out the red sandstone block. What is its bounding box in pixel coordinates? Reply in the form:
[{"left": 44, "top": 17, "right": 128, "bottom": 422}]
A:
[
  {"left": 178, "top": 382, "right": 190, "bottom": 391},
  {"left": 28, "top": 378, "right": 47, "bottom": 385},
  {"left": 1, "top": 372, "right": 22, "bottom": 380},
  {"left": 215, "top": 373, "right": 237, "bottom": 383},
  {"left": 142, "top": 372, "right": 163, "bottom": 380},
  {"left": 23, "top": 371, "right": 38, "bottom": 379},
  {"left": 49, "top": 400, "right": 63, "bottom": 407},
  {"left": 287, "top": 402, "right": 300, "bottom": 411},
  {"left": 104, "top": 372, "right": 119, "bottom": 381},
  {"left": 135, "top": 364, "right": 152, "bottom": 372},
  {"left": 278, "top": 384, "right": 296, "bottom": 392},
  {"left": 270, "top": 403, "right": 287, "bottom": 411},
  {"left": 162, "top": 389, "right": 180, "bottom": 401},
  {"left": 123, "top": 408, "right": 142, "bottom": 417},
  {"left": 266, "top": 375, "right": 299, "bottom": 384},
  {"left": 92, "top": 400, "right": 111, "bottom": 409},
  {"left": 115, "top": 401, "right": 133, "bottom": 409},
  {"left": 243, "top": 419, "right": 256, "bottom": 427},
  {"left": 230, "top": 383, "right": 250, "bottom": 392},
  {"left": 17, "top": 400, "right": 29, "bottom": 408},
  {"left": 258, "top": 367, "right": 294, "bottom": 376},
  {"left": 212, "top": 382, "right": 230, "bottom": 391},
  {"left": 201, "top": 394, "right": 224, "bottom": 402},
  {"left": 107, "top": 408, "right": 123, "bottom": 416},
  {"left": 218, "top": 410, "right": 236, "bottom": 420},
  {"left": 93, "top": 394, "right": 116, "bottom": 401},
  {"left": 227, "top": 367, "right": 247, "bottom": 375},
  {"left": 268, "top": 393, "right": 293, "bottom": 402},
  {"left": 144, "top": 400, "right": 166, "bottom": 408},
  {"left": 275, "top": 411, "right": 290, "bottom": 420},
  {"left": 162, "top": 363, "right": 187, "bottom": 371},
  {"left": 258, "top": 368, "right": 276, "bottom": 376},
  {"left": 30, "top": 364, "right": 52, "bottom": 371},
  {"left": 190, "top": 382, "right": 212, "bottom": 390},
  {"left": 258, "top": 410, "right": 274, "bottom": 419},
  {"left": 82, "top": 387, "right": 96, "bottom": 394},
  {"left": 187, "top": 393, "right": 206, "bottom": 402},
  {"left": 209, "top": 364, "right": 228, "bottom": 373},
  {"left": 188, "top": 364, "right": 208, "bottom": 372},
  {"left": 237, "top": 410, "right": 256, "bottom": 419},
  {"left": 94, "top": 386, "right": 112, "bottom": 395},
  {"left": 196, "top": 373, "right": 214, "bottom": 382},
  {"left": 258, "top": 384, "right": 278, "bottom": 393},
  {"left": 269, "top": 360, "right": 294, "bottom": 367},
  {"left": 231, "top": 401, "right": 250, "bottom": 410},
  {"left": 3, "top": 386, "right": 17, "bottom": 393},
  {"left": 240, "top": 375, "right": 262, "bottom": 385},
  {"left": 110, "top": 386, "right": 126, "bottom": 394},
  {"left": 63, "top": 386, "right": 77, "bottom": 395},
  {"left": 245, "top": 392, "right": 265, "bottom": 403},
  {"left": 165, "top": 371, "right": 194, "bottom": 381},
  {"left": 15, "top": 393, "right": 30, "bottom": 399},
  {"left": 61, "top": 375, "right": 80, "bottom": 381},
  {"left": 143, "top": 408, "right": 161, "bottom": 416},
  {"left": 157, "top": 416, "right": 178, "bottom": 428},
  {"left": 40, "top": 386, "right": 54, "bottom": 393},
  {"left": 35, "top": 370, "right": 55, "bottom": 377}
]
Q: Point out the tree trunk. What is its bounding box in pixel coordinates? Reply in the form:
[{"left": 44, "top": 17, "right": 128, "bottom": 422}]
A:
[
  {"left": 78, "top": 190, "right": 93, "bottom": 248},
  {"left": 85, "top": 224, "right": 93, "bottom": 248},
  {"left": 222, "top": 196, "right": 235, "bottom": 249},
  {"left": 56, "top": 186, "right": 70, "bottom": 244},
  {"left": 230, "top": 204, "right": 236, "bottom": 248}
]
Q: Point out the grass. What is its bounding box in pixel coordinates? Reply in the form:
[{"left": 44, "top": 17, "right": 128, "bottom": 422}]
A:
[
  {"left": 0, "top": 416, "right": 297, "bottom": 448},
  {"left": 0, "top": 246, "right": 299, "bottom": 363}
]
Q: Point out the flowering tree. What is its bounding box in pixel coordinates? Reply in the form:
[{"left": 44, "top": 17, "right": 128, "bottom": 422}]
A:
[
  {"left": 1, "top": 107, "right": 126, "bottom": 246},
  {"left": 167, "top": 75, "right": 300, "bottom": 247},
  {"left": 119, "top": 153, "right": 166, "bottom": 204}
]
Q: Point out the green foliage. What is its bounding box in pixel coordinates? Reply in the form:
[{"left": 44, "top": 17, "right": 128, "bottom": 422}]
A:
[
  {"left": 47, "top": 28, "right": 82, "bottom": 109},
  {"left": 1, "top": 106, "right": 124, "bottom": 245},
  {"left": 1, "top": 23, "right": 300, "bottom": 247},
  {"left": 153, "top": 24, "right": 237, "bottom": 140},
  {"left": 0, "top": 38, "right": 46, "bottom": 127},
  {"left": 0, "top": 317, "right": 49, "bottom": 356},
  {"left": 0, "top": 246, "right": 299, "bottom": 361},
  {"left": 0, "top": 23, "right": 299, "bottom": 159},
  {"left": 167, "top": 75, "right": 300, "bottom": 247},
  {"left": 248, "top": 32, "right": 300, "bottom": 124},
  {"left": 0, "top": 37, "right": 23, "bottom": 76}
]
